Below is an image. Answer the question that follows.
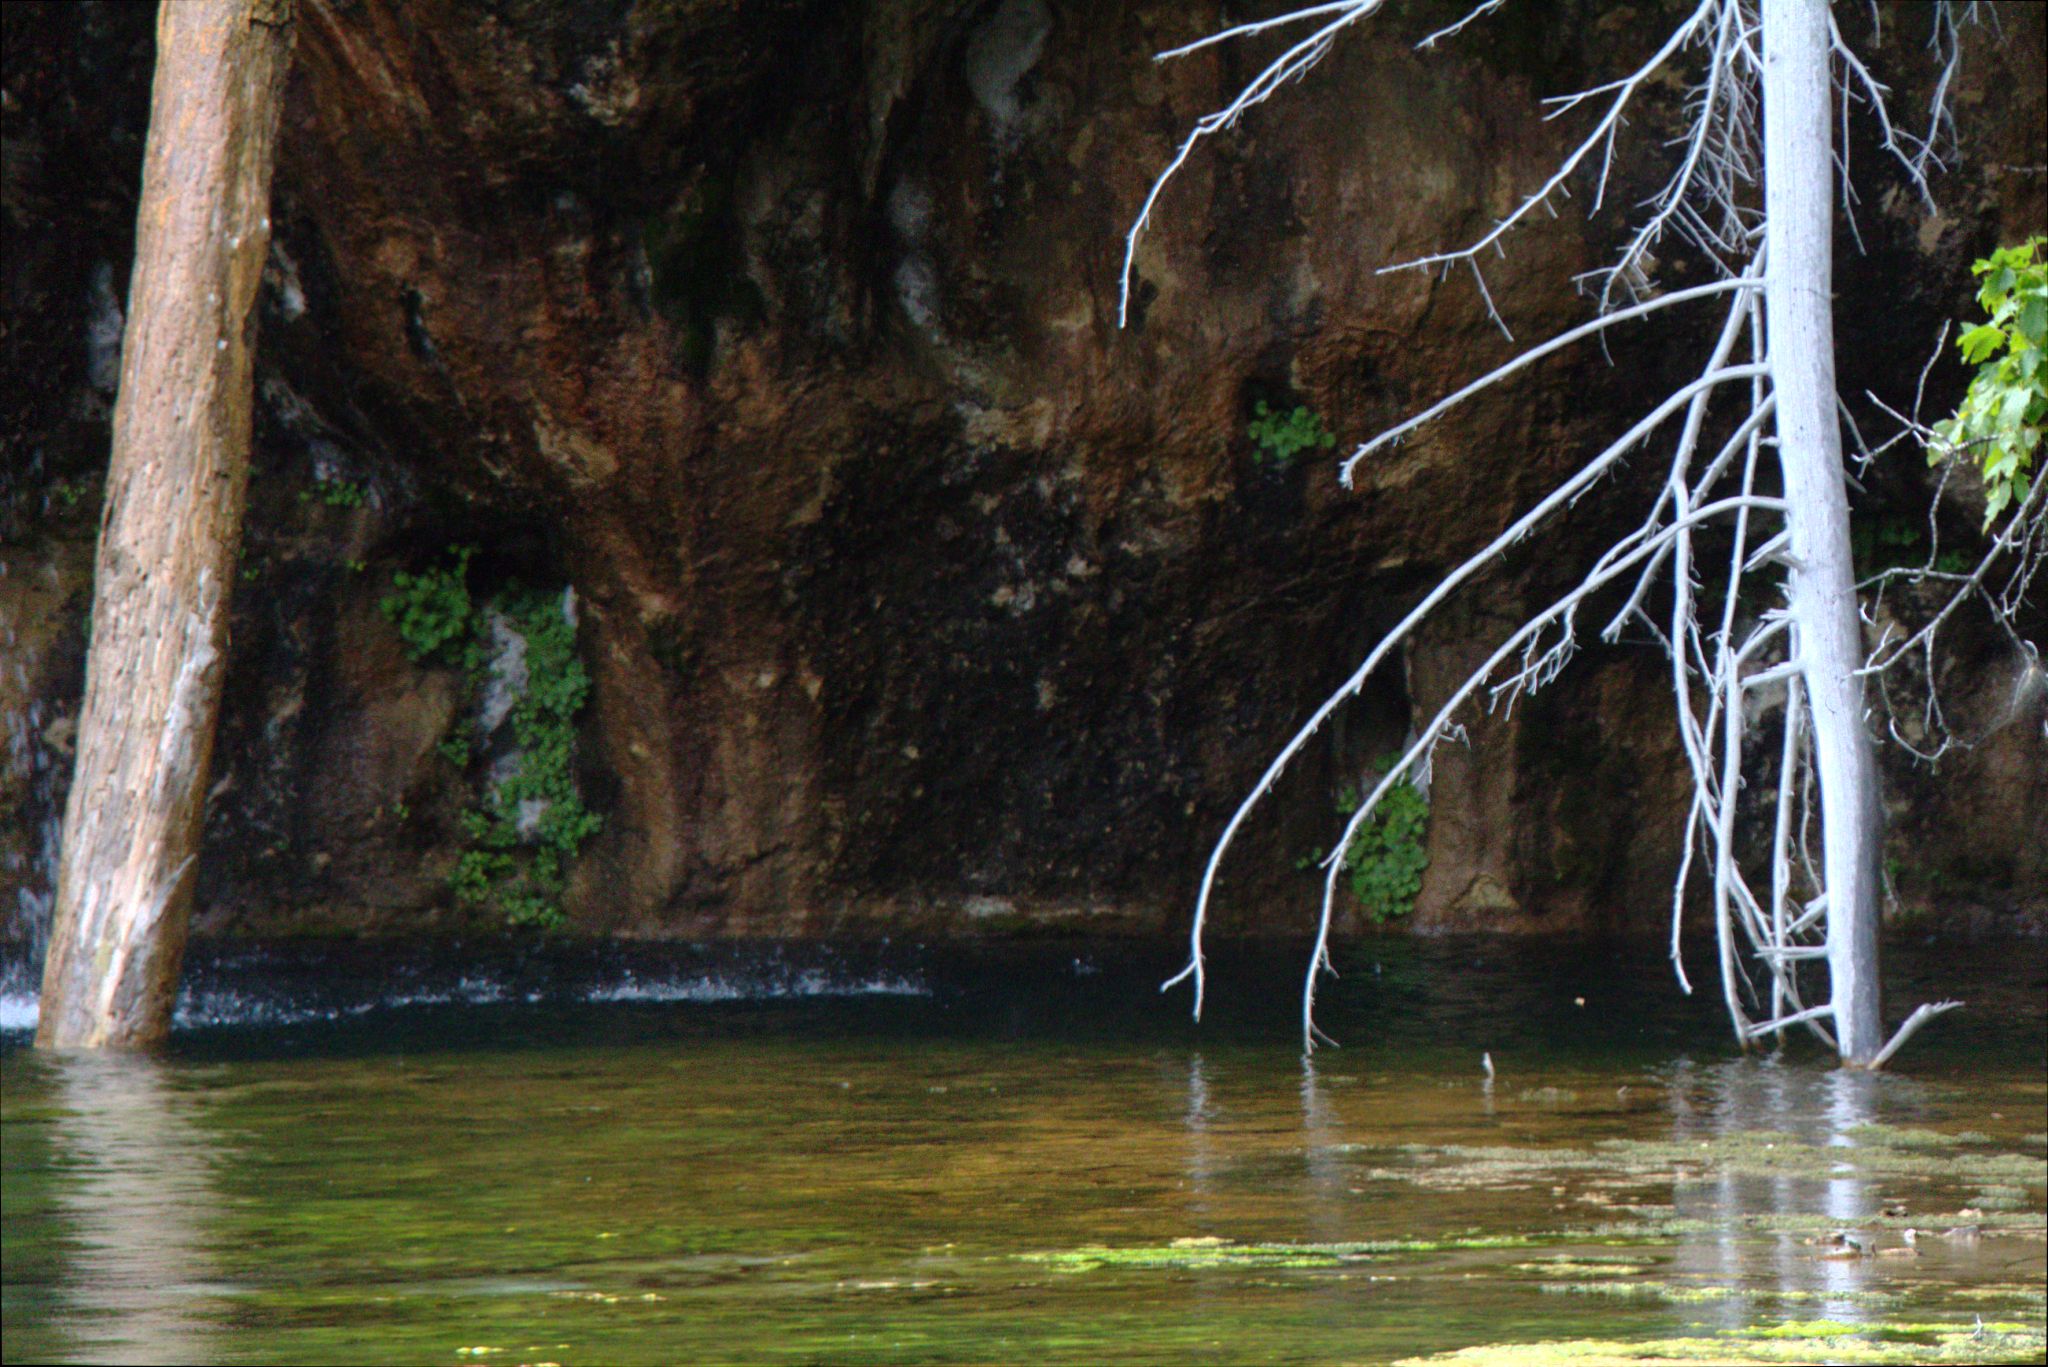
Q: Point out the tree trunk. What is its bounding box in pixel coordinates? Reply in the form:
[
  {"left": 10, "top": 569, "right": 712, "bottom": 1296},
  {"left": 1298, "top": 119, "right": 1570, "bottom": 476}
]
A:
[
  {"left": 35, "top": 0, "right": 296, "bottom": 1049},
  {"left": 1761, "top": 0, "right": 1885, "bottom": 1065}
]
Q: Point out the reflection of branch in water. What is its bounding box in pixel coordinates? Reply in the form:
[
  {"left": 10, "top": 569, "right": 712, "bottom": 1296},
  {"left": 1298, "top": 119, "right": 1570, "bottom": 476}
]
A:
[
  {"left": 1180, "top": 1052, "right": 1218, "bottom": 1207},
  {"left": 51, "top": 1055, "right": 222, "bottom": 1365},
  {"left": 1298, "top": 1056, "right": 1353, "bottom": 1246}
]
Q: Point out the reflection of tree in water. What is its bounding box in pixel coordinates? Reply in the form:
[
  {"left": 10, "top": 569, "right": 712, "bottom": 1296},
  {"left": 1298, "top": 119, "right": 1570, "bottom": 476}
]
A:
[
  {"left": 51, "top": 1055, "right": 221, "bottom": 1364},
  {"left": 1178, "top": 1052, "right": 1218, "bottom": 1206},
  {"left": 1665, "top": 1057, "right": 1898, "bottom": 1328},
  {"left": 1298, "top": 1057, "right": 1354, "bottom": 1248}
]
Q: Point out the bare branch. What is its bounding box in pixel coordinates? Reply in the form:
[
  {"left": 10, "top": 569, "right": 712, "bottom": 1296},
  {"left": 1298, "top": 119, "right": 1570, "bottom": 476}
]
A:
[
  {"left": 1859, "top": 469, "right": 2048, "bottom": 678},
  {"left": 1120, "top": 2, "right": 1391, "bottom": 327},
  {"left": 1866, "top": 1000, "right": 1963, "bottom": 1070},
  {"left": 1152, "top": 1, "right": 1378, "bottom": 63},
  {"left": 1380, "top": 0, "right": 1723, "bottom": 309},
  {"left": 1339, "top": 279, "right": 1760, "bottom": 486},
  {"left": 1163, "top": 361, "right": 1765, "bottom": 1017},
  {"left": 1416, "top": 0, "right": 1506, "bottom": 51},
  {"left": 1299, "top": 493, "right": 1789, "bottom": 1050},
  {"left": 1586, "top": 0, "right": 1760, "bottom": 309},
  {"left": 1742, "top": 1002, "right": 1834, "bottom": 1040}
]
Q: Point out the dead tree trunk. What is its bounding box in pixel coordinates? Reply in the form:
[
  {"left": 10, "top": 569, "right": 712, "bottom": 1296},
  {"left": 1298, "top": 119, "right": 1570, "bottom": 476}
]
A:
[
  {"left": 36, "top": 0, "right": 296, "bottom": 1049},
  {"left": 1128, "top": 0, "right": 1983, "bottom": 1066},
  {"left": 1760, "top": 0, "right": 1884, "bottom": 1065}
]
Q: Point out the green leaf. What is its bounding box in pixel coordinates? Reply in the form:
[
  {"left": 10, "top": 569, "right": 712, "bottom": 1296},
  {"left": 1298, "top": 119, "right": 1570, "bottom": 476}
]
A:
[
  {"left": 1958, "top": 324, "right": 2005, "bottom": 365},
  {"left": 1934, "top": 239, "right": 2045, "bottom": 532},
  {"left": 2000, "top": 386, "right": 2033, "bottom": 428},
  {"left": 1983, "top": 483, "right": 2011, "bottom": 525}
]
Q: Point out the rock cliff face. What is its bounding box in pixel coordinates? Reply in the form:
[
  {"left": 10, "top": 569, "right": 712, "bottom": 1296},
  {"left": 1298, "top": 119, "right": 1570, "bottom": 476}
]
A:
[{"left": 4, "top": 0, "right": 2043, "bottom": 942}]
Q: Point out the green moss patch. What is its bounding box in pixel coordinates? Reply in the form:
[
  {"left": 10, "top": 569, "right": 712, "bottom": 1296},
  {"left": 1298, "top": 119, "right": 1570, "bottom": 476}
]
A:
[{"left": 380, "top": 550, "right": 600, "bottom": 928}]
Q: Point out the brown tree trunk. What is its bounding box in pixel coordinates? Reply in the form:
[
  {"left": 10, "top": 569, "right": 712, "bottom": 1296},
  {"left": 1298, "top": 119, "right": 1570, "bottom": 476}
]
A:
[{"left": 36, "top": 0, "right": 296, "bottom": 1049}]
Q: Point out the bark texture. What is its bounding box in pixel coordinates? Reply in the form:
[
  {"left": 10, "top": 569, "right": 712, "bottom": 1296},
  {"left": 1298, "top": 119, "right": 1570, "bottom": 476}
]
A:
[
  {"left": 35, "top": 0, "right": 294, "bottom": 1047},
  {"left": 1761, "top": 0, "right": 1885, "bottom": 1064}
]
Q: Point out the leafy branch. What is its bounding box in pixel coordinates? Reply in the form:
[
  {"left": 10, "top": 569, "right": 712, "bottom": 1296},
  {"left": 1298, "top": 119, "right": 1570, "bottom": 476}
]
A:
[{"left": 1932, "top": 236, "right": 2045, "bottom": 529}]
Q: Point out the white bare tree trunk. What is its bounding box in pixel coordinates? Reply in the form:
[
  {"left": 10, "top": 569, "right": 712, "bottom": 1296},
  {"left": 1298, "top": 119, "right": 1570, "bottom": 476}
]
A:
[{"left": 1760, "top": 0, "right": 1884, "bottom": 1065}]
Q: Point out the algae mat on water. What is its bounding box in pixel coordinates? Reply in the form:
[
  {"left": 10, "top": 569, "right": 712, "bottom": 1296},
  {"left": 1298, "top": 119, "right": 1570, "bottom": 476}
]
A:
[
  {"left": 1357, "top": 1124, "right": 2048, "bottom": 1196},
  {"left": 1008, "top": 1114, "right": 2047, "bottom": 1367},
  {"left": 1392, "top": 1319, "right": 2047, "bottom": 1365},
  {"left": 1019, "top": 1233, "right": 1537, "bottom": 1272},
  {"left": 1014, "top": 1234, "right": 2046, "bottom": 1364}
]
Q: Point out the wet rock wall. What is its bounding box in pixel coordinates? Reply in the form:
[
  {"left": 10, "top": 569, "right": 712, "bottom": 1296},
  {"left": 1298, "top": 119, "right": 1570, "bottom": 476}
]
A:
[{"left": 3, "top": 0, "right": 2042, "bottom": 942}]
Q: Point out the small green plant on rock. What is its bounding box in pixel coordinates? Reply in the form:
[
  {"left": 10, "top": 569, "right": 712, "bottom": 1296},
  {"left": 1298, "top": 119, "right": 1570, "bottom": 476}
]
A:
[
  {"left": 1300, "top": 757, "right": 1430, "bottom": 923},
  {"left": 1848, "top": 513, "right": 1970, "bottom": 576},
  {"left": 1247, "top": 400, "right": 1336, "bottom": 468},
  {"left": 300, "top": 474, "right": 369, "bottom": 509},
  {"left": 453, "top": 588, "right": 603, "bottom": 929},
  {"left": 382, "top": 548, "right": 476, "bottom": 667},
  {"left": 379, "top": 552, "right": 599, "bottom": 930}
]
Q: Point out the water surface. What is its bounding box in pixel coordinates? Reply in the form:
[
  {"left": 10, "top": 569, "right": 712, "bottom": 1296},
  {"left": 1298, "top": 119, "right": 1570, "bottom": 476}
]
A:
[{"left": 3, "top": 937, "right": 2043, "bottom": 1364}]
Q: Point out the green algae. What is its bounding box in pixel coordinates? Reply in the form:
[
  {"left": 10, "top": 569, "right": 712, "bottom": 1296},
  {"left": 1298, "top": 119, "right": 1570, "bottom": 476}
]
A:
[
  {"left": 1020, "top": 1233, "right": 1544, "bottom": 1273},
  {"left": 1753, "top": 1318, "right": 1866, "bottom": 1337},
  {"left": 1537, "top": 1281, "right": 1903, "bottom": 1306},
  {"left": 1539, "top": 1280, "right": 1733, "bottom": 1302},
  {"left": 1021, "top": 1240, "right": 1359, "bottom": 1272},
  {"left": 1746, "top": 1319, "right": 2040, "bottom": 1339},
  {"left": 1515, "top": 1257, "right": 1650, "bottom": 1278},
  {"left": 1395, "top": 1322, "right": 2047, "bottom": 1365},
  {"left": 1967, "top": 1184, "right": 2031, "bottom": 1210},
  {"left": 1953, "top": 1285, "right": 2047, "bottom": 1305},
  {"left": 1518, "top": 1087, "right": 1583, "bottom": 1104},
  {"left": 1365, "top": 1125, "right": 2047, "bottom": 1196},
  {"left": 1583, "top": 1210, "right": 2046, "bottom": 1239},
  {"left": 1845, "top": 1125, "right": 1989, "bottom": 1149}
]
